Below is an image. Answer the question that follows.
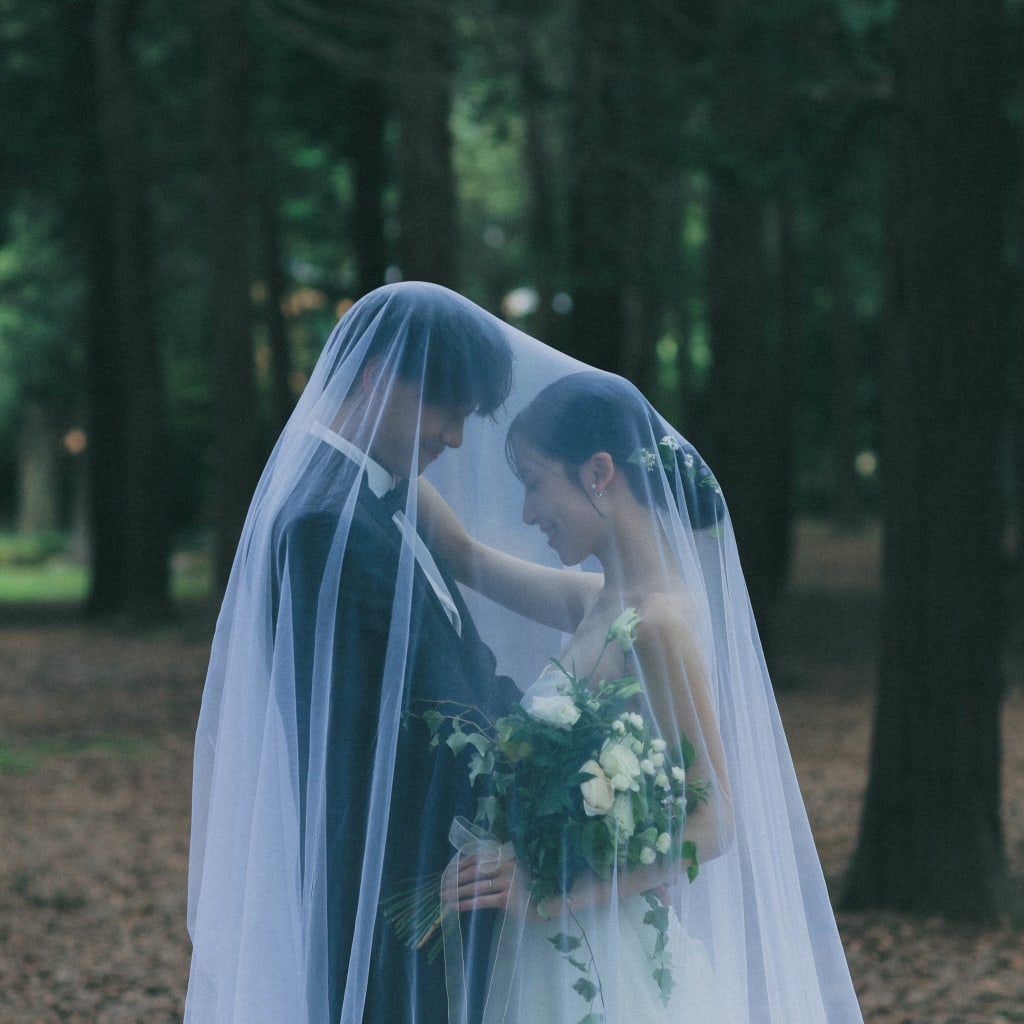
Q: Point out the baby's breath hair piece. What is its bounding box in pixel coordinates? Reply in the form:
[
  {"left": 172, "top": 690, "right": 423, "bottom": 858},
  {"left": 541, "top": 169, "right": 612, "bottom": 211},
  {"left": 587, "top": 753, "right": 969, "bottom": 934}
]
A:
[
  {"left": 627, "top": 435, "right": 682, "bottom": 474},
  {"left": 628, "top": 436, "right": 724, "bottom": 508}
]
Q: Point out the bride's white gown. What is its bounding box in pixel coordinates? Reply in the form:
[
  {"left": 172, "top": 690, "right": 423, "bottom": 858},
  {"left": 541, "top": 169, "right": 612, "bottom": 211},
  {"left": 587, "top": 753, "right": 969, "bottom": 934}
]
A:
[{"left": 482, "top": 669, "right": 717, "bottom": 1023}]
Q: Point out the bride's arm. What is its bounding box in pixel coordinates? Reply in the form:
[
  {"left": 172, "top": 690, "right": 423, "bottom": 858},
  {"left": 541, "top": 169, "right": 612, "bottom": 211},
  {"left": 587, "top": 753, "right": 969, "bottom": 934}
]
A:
[
  {"left": 632, "top": 594, "right": 734, "bottom": 863},
  {"left": 417, "top": 478, "right": 600, "bottom": 633}
]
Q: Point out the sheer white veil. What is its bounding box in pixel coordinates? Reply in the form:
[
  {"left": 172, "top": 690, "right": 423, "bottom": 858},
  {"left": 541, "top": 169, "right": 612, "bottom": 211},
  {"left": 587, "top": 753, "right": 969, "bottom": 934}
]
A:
[{"left": 185, "top": 281, "right": 862, "bottom": 1023}]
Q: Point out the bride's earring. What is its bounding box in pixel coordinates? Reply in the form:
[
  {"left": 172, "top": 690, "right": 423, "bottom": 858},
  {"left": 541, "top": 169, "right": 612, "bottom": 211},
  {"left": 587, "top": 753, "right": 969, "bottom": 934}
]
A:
[{"left": 591, "top": 483, "right": 605, "bottom": 498}]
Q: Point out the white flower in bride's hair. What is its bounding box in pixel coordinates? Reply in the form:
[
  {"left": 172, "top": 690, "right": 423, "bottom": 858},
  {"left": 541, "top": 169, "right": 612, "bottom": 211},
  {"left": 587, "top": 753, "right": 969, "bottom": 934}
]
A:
[
  {"left": 651, "top": 738, "right": 667, "bottom": 753},
  {"left": 660, "top": 435, "right": 680, "bottom": 451},
  {"left": 656, "top": 832, "right": 671, "bottom": 855},
  {"left": 640, "top": 846, "right": 657, "bottom": 866},
  {"left": 655, "top": 771, "right": 670, "bottom": 790},
  {"left": 579, "top": 760, "right": 616, "bottom": 817},
  {"left": 527, "top": 694, "right": 581, "bottom": 730},
  {"left": 606, "top": 607, "right": 642, "bottom": 653},
  {"left": 671, "top": 765, "right": 686, "bottom": 784},
  {"left": 640, "top": 758, "right": 656, "bottom": 776}
]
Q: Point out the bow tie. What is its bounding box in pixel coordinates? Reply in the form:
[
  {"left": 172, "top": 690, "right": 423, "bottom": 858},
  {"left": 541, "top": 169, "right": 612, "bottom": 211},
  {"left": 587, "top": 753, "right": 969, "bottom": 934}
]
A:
[{"left": 378, "top": 479, "right": 410, "bottom": 517}]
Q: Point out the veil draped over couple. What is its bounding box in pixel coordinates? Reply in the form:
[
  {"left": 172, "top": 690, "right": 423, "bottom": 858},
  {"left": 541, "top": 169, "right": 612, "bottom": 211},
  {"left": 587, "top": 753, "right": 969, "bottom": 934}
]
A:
[{"left": 185, "top": 282, "right": 863, "bottom": 1023}]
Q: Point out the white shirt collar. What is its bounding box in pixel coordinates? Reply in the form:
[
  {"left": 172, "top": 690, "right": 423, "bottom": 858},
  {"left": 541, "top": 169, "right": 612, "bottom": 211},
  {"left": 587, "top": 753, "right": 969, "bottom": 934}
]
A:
[
  {"left": 309, "top": 422, "right": 461, "bottom": 635},
  {"left": 310, "top": 422, "right": 397, "bottom": 498}
]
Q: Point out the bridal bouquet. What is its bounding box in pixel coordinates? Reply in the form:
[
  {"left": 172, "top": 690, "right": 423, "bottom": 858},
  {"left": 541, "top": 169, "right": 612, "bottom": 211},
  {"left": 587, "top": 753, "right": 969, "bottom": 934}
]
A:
[{"left": 384, "top": 608, "right": 709, "bottom": 1006}]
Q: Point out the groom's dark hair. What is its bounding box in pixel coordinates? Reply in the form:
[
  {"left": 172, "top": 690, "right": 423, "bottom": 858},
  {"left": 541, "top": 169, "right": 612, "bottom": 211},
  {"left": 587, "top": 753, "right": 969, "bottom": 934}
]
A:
[{"left": 343, "top": 282, "right": 514, "bottom": 417}]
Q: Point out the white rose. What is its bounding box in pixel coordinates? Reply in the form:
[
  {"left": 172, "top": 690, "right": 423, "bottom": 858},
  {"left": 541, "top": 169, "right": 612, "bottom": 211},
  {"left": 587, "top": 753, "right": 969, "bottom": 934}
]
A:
[
  {"left": 640, "top": 846, "right": 657, "bottom": 866},
  {"left": 527, "top": 694, "right": 581, "bottom": 729},
  {"left": 655, "top": 832, "right": 671, "bottom": 854},
  {"left": 600, "top": 741, "right": 642, "bottom": 792},
  {"left": 610, "top": 794, "right": 636, "bottom": 838},
  {"left": 579, "top": 760, "right": 616, "bottom": 817}
]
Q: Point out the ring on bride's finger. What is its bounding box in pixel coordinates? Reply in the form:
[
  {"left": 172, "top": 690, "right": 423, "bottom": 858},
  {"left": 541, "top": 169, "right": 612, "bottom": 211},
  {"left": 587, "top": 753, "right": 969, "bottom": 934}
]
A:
[{"left": 488, "top": 878, "right": 494, "bottom": 893}]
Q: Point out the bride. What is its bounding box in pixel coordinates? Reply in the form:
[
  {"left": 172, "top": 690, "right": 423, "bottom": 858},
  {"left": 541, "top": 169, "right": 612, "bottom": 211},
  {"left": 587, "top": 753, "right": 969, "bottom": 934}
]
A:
[
  {"left": 421, "top": 370, "right": 730, "bottom": 1021},
  {"left": 421, "top": 367, "right": 863, "bottom": 1022}
]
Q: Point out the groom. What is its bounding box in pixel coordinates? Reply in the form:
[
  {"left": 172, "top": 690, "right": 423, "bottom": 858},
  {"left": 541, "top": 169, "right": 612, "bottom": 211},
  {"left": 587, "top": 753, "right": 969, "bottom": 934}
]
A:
[{"left": 279, "top": 288, "right": 519, "bottom": 1023}]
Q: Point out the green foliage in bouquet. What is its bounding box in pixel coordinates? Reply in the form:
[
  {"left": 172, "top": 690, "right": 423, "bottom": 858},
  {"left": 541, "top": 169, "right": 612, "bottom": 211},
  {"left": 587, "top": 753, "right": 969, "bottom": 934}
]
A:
[
  {"left": 423, "top": 677, "right": 704, "bottom": 908},
  {"left": 386, "top": 609, "right": 711, "bottom": 1014}
]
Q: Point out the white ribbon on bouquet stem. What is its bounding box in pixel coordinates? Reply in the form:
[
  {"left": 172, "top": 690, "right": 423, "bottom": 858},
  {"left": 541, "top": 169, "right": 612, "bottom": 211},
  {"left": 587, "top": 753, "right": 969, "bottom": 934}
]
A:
[{"left": 442, "top": 817, "right": 522, "bottom": 1024}]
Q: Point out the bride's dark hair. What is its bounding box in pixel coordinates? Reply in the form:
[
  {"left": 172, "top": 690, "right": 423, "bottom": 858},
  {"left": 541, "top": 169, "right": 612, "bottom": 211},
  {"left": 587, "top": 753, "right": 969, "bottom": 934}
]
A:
[{"left": 506, "top": 370, "right": 724, "bottom": 529}]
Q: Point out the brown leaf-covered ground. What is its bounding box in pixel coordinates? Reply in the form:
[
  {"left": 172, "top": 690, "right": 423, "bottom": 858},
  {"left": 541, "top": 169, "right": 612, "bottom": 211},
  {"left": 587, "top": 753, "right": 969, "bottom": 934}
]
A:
[{"left": 1, "top": 520, "right": 1022, "bottom": 1023}]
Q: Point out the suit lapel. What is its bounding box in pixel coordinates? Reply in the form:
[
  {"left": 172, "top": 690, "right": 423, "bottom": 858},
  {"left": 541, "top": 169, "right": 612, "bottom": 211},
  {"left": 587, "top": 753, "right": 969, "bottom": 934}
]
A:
[{"left": 355, "top": 478, "right": 468, "bottom": 645}]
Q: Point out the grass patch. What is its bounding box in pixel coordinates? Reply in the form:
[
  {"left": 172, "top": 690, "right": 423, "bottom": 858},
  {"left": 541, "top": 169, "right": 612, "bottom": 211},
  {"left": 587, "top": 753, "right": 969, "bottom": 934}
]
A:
[
  {"left": 0, "top": 531, "right": 68, "bottom": 567},
  {"left": 0, "top": 736, "right": 150, "bottom": 774},
  {"left": 0, "top": 561, "right": 88, "bottom": 602},
  {"left": 0, "top": 534, "right": 213, "bottom": 604}
]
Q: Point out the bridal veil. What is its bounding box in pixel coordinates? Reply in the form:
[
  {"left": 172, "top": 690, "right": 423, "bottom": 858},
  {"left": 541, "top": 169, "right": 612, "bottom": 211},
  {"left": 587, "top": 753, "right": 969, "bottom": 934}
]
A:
[{"left": 185, "top": 281, "right": 862, "bottom": 1023}]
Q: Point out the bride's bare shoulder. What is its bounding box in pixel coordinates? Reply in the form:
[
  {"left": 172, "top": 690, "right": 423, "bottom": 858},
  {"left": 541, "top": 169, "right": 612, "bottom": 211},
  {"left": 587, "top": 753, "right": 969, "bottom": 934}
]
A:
[{"left": 634, "top": 587, "right": 700, "bottom": 633}]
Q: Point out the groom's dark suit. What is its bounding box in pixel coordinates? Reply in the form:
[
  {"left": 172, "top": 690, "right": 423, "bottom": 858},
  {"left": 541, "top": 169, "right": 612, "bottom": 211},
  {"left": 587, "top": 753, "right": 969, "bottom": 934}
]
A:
[{"left": 274, "top": 441, "right": 517, "bottom": 1024}]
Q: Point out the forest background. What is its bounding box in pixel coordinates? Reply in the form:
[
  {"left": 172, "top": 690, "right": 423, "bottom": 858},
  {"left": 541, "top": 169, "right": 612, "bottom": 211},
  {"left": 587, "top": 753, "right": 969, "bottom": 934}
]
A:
[{"left": 1, "top": 0, "right": 1024, "bottom": 989}]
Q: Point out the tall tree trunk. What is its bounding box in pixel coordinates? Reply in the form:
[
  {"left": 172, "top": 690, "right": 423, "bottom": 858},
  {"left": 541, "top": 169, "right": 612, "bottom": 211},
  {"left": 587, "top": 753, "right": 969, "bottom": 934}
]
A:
[
  {"left": 842, "top": 0, "right": 1009, "bottom": 920},
  {"left": 566, "top": 0, "right": 628, "bottom": 370},
  {"left": 16, "top": 401, "right": 61, "bottom": 534},
  {"left": 91, "top": 0, "right": 170, "bottom": 620},
  {"left": 518, "top": 20, "right": 561, "bottom": 346},
  {"left": 824, "top": 204, "right": 863, "bottom": 527},
  {"left": 705, "top": 0, "right": 798, "bottom": 653},
  {"left": 707, "top": 190, "right": 795, "bottom": 646},
  {"left": 203, "top": 0, "right": 260, "bottom": 593},
  {"left": 255, "top": 178, "right": 293, "bottom": 439},
  {"left": 82, "top": 197, "right": 125, "bottom": 613},
  {"left": 392, "top": 0, "right": 456, "bottom": 286},
  {"left": 1009, "top": 12, "right": 1024, "bottom": 684},
  {"left": 350, "top": 78, "right": 388, "bottom": 296}
]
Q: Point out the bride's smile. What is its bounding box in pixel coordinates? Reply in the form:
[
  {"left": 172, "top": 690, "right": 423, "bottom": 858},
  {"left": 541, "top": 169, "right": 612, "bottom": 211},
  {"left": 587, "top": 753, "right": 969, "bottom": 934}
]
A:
[{"left": 514, "top": 442, "right": 607, "bottom": 567}]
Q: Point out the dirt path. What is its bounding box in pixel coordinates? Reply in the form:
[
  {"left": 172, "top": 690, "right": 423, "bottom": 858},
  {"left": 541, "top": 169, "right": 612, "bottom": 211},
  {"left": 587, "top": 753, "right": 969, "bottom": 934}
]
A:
[{"left": 1, "top": 521, "right": 1022, "bottom": 1022}]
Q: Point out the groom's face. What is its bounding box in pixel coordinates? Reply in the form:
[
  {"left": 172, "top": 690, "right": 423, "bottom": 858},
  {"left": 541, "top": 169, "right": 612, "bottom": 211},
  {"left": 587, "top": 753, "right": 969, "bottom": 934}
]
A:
[{"left": 370, "top": 376, "right": 475, "bottom": 479}]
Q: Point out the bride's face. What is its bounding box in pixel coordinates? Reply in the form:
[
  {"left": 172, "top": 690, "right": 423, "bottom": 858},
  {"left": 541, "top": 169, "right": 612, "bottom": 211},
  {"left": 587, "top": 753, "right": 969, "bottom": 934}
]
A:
[{"left": 514, "top": 441, "right": 601, "bottom": 566}]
